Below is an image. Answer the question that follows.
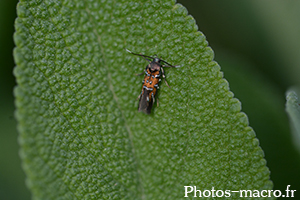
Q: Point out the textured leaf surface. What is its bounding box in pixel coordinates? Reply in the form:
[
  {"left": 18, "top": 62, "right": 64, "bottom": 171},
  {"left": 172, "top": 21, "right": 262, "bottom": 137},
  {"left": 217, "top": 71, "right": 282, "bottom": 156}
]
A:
[
  {"left": 14, "top": 0, "right": 273, "bottom": 199},
  {"left": 286, "top": 88, "right": 300, "bottom": 154}
]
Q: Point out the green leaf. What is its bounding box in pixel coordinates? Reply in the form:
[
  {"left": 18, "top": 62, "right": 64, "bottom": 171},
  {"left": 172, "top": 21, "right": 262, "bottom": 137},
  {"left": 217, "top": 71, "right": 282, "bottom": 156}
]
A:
[
  {"left": 14, "top": 0, "right": 273, "bottom": 199},
  {"left": 286, "top": 88, "right": 300, "bottom": 154}
]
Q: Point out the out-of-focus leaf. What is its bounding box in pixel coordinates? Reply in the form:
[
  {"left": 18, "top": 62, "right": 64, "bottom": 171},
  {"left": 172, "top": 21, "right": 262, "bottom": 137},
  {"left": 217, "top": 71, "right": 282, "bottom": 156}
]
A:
[{"left": 286, "top": 88, "right": 300, "bottom": 154}]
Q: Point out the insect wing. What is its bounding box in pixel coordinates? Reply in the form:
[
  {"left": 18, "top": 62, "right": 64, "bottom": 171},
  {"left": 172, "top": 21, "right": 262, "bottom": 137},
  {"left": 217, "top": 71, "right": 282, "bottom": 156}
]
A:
[{"left": 138, "top": 90, "right": 153, "bottom": 114}]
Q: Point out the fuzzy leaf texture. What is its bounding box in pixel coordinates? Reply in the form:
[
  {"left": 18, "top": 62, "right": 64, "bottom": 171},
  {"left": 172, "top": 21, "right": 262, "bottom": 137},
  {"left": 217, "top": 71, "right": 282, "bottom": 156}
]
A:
[
  {"left": 286, "top": 88, "right": 300, "bottom": 154},
  {"left": 13, "top": 0, "right": 273, "bottom": 199}
]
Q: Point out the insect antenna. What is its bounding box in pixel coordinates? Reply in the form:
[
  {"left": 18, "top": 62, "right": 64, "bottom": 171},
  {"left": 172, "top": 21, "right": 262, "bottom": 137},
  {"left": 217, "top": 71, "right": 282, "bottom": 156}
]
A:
[
  {"left": 161, "top": 60, "right": 180, "bottom": 68},
  {"left": 125, "top": 49, "right": 154, "bottom": 62}
]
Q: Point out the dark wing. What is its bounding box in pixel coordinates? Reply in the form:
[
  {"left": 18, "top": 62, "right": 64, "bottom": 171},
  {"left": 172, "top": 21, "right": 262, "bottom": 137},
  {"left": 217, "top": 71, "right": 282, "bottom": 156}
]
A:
[{"left": 138, "top": 89, "right": 153, "bottom": 114}]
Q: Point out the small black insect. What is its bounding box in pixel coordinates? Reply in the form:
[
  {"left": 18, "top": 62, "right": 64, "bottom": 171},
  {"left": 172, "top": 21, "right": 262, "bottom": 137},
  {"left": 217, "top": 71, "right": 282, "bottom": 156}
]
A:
[{"left": 126, "top": 49, "right": 180, "bottom": 114}]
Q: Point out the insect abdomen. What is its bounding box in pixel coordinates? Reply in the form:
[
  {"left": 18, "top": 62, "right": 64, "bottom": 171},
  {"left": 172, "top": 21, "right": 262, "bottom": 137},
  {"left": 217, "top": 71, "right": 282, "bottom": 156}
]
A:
[{"left": 138, "top": 89, "right": 153, "bottom": 114}]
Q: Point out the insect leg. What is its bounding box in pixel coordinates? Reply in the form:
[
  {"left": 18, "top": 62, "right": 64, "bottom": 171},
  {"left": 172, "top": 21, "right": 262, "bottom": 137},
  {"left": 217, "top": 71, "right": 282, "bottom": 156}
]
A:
[
  {"left": 136, "top": 92, "right": 142, "bottom": 100},
  {"left": 135, "top": 70, "right": 145, "bottom": 76},
  {"left": 161, "top": 67, "right": 170, "bottom": 88},
  {"left": 151, "top": 92, "right": 159, "bottom": 107}
]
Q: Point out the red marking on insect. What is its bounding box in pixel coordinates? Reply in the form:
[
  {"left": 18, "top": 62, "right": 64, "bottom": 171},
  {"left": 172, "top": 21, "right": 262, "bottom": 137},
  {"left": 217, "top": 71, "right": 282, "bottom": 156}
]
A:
[{"left": 126, "top": 49, "right": 180, "bottom": 114}]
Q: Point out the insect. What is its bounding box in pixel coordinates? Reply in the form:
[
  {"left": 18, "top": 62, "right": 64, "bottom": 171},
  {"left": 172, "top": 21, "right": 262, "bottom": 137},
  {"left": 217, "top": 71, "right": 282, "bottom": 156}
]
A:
[{"left": 126, "top": 49, "right": 179, "bottom": 114}]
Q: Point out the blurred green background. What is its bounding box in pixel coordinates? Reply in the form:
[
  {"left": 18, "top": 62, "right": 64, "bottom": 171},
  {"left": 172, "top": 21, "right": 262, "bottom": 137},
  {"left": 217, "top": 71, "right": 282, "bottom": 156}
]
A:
[
  {"left": 1, "top": 0, "right": 299, "bottom": 199},
  {"left": 0, "top": 0, "right": 32, "bottom": 199}
]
